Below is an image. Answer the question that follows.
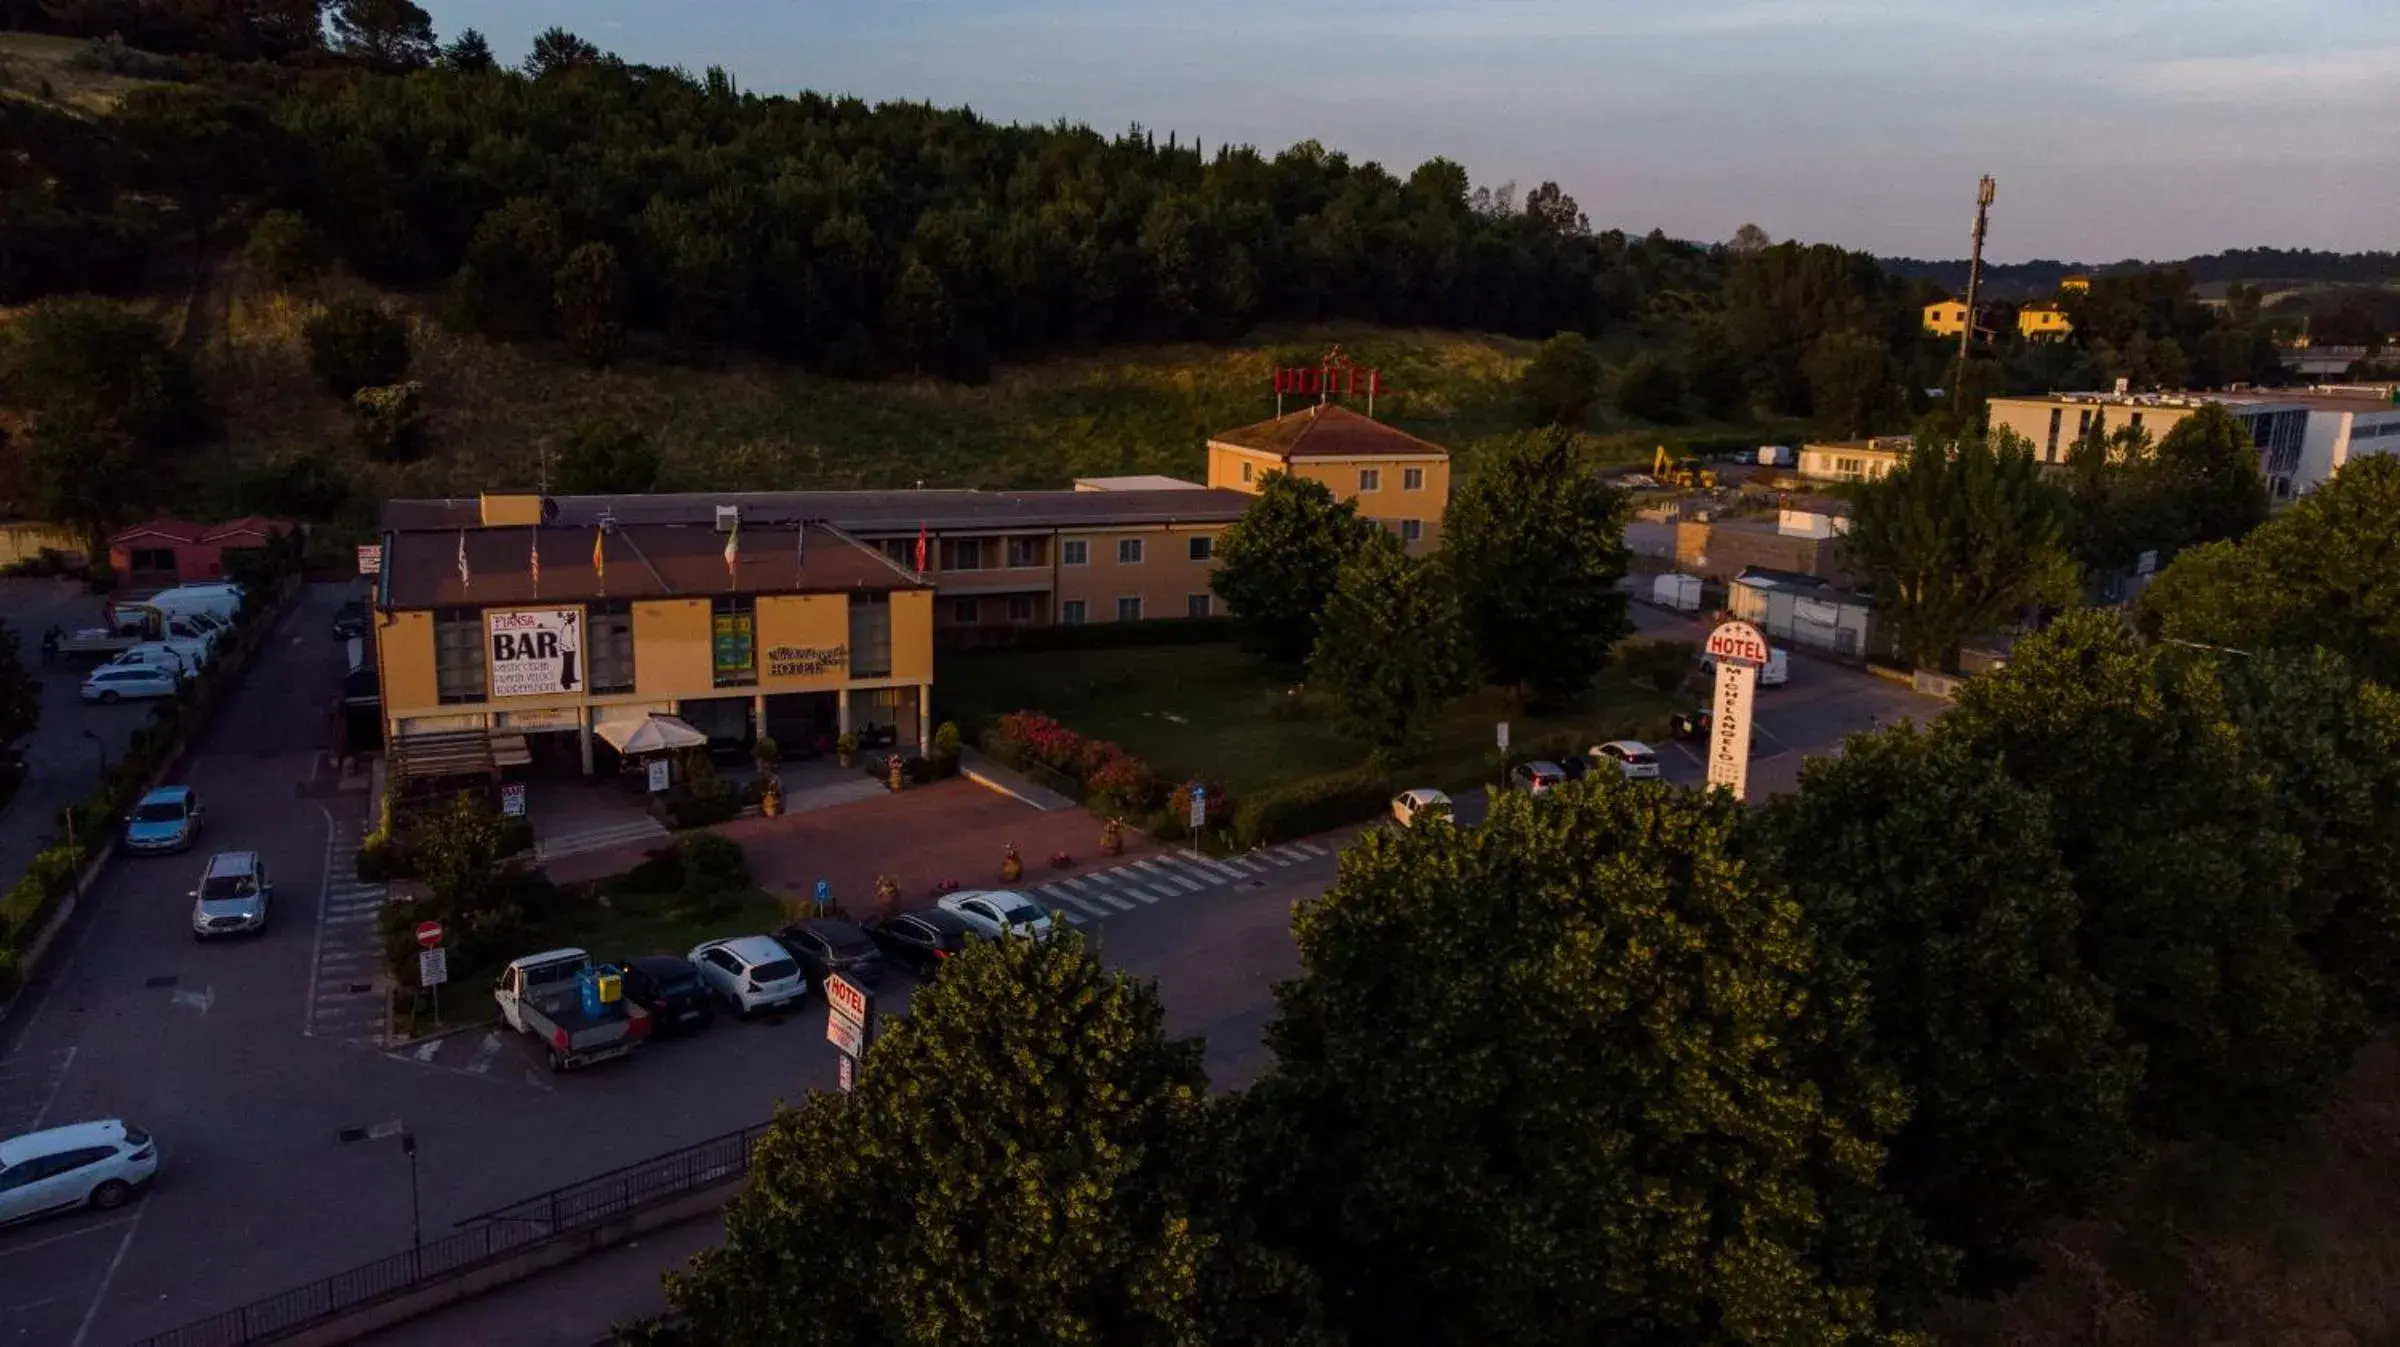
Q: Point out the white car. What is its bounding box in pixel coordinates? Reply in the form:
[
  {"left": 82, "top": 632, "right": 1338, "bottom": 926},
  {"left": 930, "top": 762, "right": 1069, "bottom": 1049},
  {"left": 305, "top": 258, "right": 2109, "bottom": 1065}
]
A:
[
  {"left": 1592, "top": 740, "right": 1663, "bottom": 780},
  {"left": 81, "top": 664, "right": 180, "bottom": 704},
  {"left": 0, "top": 1120, "right": 158, "bottom": 1226},
  {"left": 1391, "top": 789, "right": 1453, "bottom": 826},
  {"left": 938, "top": 890, "right": 1056, "bottom": 941},
  {"left": 191, "top": 850, "right": 272, "bottom": 938},
  {"left": 1700, "top": 648, "right": 1789, "bottom": 687},
  {"left": 689, "top": 935, "right": 809, "bottom": 1017},
  {"left": 104, "top": 643, "right": 202, "bottom": 681}
]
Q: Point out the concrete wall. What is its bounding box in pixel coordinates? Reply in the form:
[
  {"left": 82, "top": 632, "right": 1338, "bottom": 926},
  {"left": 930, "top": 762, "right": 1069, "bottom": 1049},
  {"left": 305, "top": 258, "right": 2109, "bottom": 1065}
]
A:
[
  {"left": 1053, "top": 524, "right": 1224, "bottom": 622},
  {"left": 1987, "top": 397, "right": 2199, "bottom": 465},
  {"left": 1673, "top": 519, "right": 1846, "bottom": 584}
]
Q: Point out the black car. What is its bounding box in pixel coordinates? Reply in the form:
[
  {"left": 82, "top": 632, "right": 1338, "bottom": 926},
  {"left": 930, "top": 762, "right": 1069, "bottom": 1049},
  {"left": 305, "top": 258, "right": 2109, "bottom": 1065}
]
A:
[
  {"left": 776, "top": 918, "right": 888, "bottom": 991},
  {"left": 618, "top": 955, "right": 715, "bottom": 1033},
  {"left": 332, "top": 601, "right": 369, "bottom": 641},
  {"left": 1671, "top": 708, "right": 1712, "bottom": 741},
  {"left": 862, "top": 909, "right": 975, "bottom": 980}
]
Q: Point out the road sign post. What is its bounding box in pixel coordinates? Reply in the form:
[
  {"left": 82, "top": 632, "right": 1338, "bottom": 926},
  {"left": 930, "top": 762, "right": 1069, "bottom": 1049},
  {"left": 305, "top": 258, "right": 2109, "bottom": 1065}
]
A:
[
  {"left": 1189, "top": 787, "right": 1207, "bottom": 832},
  {"left": 1702, "top": 621, "right": 1770, "bottom": 801}
]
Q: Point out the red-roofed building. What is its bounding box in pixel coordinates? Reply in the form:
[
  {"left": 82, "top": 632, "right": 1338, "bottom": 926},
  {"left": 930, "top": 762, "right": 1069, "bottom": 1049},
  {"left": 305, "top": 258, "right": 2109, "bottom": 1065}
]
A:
[
  {"left": 109, "top": 516, "right": 295, "bottom": 586},
  {"left": 1205, "top": 403, "right": 1452, "bottom": 553}
]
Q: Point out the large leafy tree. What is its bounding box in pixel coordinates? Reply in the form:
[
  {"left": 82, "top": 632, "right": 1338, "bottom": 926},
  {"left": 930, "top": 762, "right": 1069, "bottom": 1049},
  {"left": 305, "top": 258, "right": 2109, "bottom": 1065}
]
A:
[
  {"left": 1307, "top": 529, "right": 1469, "bottom": 755},
  {"left": 0, "top": 618, "right": 40, "bottom": 757},
  {"left": 2149, "top": 403, "right": 2270, "bottom": 552},
  {"left": 553, "top": 241, "right": 626, "bottom": 368},
  {"left": 439, "top": 27, "right": 496, "bottom": 72},
  {"left": 1441, "top": 429, "right": 1632, "bottom": 705},
  {"left": 1247, "top": 778, "right": 1934, "bottom": 1346},
  {"left": 330, "top": 0, "right": 438, "bottom": 71},
  {"left": 1518, "top": 331, "right": 1602, "bottom": 426},
  {"left": 523, "top": 26, "right": 603, "bottom": 78},
  {"left": 303, "top": 297, "right": 411, "bottom": 398},
  {"left": 1209, "top": 473, "right": 1377, "bottom": 675},
  {"left": 1843, "top": 430, "right": 2075, "bottom": 669},
  {"left": 662, "top": 935, "right": 1326, "bottom": 1346},
  {"left": 2139, "top": 454, "right": 2400, "bottom": 684},
  {"left": 1770, "top": 728, "right": 2142, "bottom": 1280},
  {"left": 549, "top": 419, "right": 661, "bottom": 495},
  {"left": 107, "top": 85, "right": 278, "bottom": 245},
  {"left": 1941, "top": 611, "right": 2361, "bottom": 1142},
  {"left": 1804, "top": 329, "right": 1894, "bottom": 438}
]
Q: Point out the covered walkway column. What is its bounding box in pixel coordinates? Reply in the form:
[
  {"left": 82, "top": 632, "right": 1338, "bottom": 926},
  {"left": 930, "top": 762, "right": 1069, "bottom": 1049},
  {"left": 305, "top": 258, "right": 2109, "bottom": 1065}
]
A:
[{"left": 837, "top": 688, "right": 852, "bottom": 735}]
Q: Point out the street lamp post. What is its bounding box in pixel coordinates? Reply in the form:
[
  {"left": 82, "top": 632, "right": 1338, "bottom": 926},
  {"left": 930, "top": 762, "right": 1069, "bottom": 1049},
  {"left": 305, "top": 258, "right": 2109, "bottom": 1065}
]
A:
[{"left": 400, "top": 1131, "right": 423, "bottom": 1270}]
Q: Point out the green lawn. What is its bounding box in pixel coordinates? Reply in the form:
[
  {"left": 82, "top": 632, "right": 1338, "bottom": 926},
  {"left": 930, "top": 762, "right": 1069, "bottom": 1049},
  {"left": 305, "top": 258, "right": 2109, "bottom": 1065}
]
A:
[
  {"left": 938, "top": 642, "right": 1685, "bottom": 799},
  {"left": 391, "top": 883, "right": 789, "bottom": 1039}
]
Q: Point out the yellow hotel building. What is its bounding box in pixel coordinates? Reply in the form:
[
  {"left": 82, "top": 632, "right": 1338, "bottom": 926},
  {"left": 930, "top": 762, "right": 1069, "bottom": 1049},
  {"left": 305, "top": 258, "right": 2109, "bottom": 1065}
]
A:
[
  {"left": 374, "top": 495, "right": 936, "bottom": 774},
  {"left": 1206, "top": 403, "right": 1453, "bottom": 553}
]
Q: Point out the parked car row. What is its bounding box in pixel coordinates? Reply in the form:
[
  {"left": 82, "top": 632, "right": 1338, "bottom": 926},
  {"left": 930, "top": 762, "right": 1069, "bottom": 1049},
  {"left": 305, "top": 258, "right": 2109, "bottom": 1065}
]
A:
[
  {"left": 490, "top": 896, "right": 1058, "bottom": 1072},
  {"left": 1390, "top": 740, "right": 1672, "bottom": 827},
  {"left": 0, "top": 1119, "right": 159, "bottom": 1229}
]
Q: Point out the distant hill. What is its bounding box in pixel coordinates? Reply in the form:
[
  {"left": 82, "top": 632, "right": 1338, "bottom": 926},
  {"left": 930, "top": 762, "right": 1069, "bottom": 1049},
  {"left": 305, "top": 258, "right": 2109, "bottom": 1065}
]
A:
[{"left": 1880, "top": 249, "right": 2400, "bottom": 301}]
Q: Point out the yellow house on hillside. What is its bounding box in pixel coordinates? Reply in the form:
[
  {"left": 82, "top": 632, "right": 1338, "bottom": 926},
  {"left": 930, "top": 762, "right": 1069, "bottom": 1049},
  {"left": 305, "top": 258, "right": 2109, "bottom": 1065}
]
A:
[
  {"left": 1206, "top": 404, "right": 1451, "bottom": 553},
  {"left": 1922, "top": 299, "right": 1971, "bottom": 338},
  {"left": 2018, "top": 300, "right": 2074, "bottom": 342}
]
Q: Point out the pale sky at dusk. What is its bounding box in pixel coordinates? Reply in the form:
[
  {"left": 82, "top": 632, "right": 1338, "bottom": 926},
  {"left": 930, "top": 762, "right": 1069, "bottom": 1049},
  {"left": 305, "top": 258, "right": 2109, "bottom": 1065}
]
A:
[{"left": 426, "top": 1, "right": 2399, "bottom": 262}]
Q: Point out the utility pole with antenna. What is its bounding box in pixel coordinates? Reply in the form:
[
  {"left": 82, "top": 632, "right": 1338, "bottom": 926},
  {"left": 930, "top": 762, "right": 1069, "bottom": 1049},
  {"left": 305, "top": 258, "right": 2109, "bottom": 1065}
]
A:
[{"left": 1957, "top": 175, "right": 1996, "bottom": 388}]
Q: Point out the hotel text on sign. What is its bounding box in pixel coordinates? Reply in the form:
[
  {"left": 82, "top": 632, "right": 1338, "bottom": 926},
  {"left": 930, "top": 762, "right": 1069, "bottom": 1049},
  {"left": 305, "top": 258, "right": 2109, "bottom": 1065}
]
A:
[{"left": 1705, "top": 621, "right": 1770, "bottom": 669}]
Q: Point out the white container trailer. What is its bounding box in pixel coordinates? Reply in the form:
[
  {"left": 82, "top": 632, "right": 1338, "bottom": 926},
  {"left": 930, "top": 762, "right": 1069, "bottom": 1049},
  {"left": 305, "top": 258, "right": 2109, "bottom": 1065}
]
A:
[{"left": 1651, "top": 573, "right": 1703, "bottom": 613}]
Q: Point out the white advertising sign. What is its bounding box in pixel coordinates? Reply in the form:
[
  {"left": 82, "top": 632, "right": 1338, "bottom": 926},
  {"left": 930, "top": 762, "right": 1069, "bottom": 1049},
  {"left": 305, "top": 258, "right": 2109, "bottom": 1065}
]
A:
[
  {"left": 417, "top": 947, "right": 450, "bottom": 988},
  {"left": 1704, "top": 620, "right": 1768, "bottom": 801},
  {"left": 356, "top": 544, "right": 382, "bottom": 575},
  {"left": 487, "top": 609, "right": 582, "bottom": 699},
  {"left": 646, "top": 759, "right": 671, "bottom": 793}
]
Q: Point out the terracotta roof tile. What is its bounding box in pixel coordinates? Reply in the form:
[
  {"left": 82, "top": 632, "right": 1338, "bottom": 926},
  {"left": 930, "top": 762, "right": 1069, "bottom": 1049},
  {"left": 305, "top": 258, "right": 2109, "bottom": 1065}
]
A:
[
  {"left": 381, "top": 522, "right": 928, "bottom": 609},
  {"left": 1207, "top": 404, "right": 1450, "bottom": 460},
  {"left": 110, "top": 518, "right": 207, "bottom": 546}
]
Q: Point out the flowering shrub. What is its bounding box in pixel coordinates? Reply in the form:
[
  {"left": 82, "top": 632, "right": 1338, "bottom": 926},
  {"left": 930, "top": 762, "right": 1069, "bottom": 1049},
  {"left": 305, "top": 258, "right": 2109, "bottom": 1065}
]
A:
[
  {"left": 990, "top": 710, "right": 1164, "bottom": 816},
  {"left": 1163, "top": 779, "right": 1234, "bottom": 838}
]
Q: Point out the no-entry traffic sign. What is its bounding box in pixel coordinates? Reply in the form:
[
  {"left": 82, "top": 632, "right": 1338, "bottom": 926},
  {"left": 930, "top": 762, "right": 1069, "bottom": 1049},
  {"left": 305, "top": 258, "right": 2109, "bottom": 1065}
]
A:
[{"left": 415, "top": 921, "right": 444, "bottom": 950}]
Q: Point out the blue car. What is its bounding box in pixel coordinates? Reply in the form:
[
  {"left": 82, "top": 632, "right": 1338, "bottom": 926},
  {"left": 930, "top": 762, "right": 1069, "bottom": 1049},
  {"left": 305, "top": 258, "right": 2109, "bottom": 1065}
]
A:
[{"left": 124, "top": 786, "right": 204, "bottom": 856}]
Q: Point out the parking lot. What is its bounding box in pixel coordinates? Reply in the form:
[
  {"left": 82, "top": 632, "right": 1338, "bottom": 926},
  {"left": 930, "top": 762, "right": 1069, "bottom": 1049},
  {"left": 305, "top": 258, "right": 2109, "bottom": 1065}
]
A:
[{"left": 0, "top": 579, "right": 152, "bottom": 888}]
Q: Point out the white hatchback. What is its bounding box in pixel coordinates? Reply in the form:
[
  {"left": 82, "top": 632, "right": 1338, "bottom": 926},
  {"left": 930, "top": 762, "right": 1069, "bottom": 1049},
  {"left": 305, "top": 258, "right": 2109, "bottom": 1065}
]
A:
[
  {"left": 1592, "top": 740, "right": 1663, "bottom": 780},
  {"left": 80, "top": 664, "right": 180, "bottom": 704},
  {"left": 689, "top": 935, "right": 809, "bottom": 1018},
  {"left": 0, "top": 1120, "right": 158, "bottom": 1226},
  {"left": 1391, "top": 788, "right": 1453, "bottom": 827},
  {"left": 939, "top": 890, "right": 1056, "bottom": 941}
]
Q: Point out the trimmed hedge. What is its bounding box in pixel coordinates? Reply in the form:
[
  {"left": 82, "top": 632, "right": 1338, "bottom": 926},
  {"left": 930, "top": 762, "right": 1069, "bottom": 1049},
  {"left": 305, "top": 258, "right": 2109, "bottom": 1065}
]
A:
[{"left": 1234, "top": 769, "right": 1392, "bottom": 847}]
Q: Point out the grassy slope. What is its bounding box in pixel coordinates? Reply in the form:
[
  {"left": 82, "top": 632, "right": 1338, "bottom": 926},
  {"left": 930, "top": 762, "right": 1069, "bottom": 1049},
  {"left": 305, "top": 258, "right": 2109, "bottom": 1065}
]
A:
[
  {"left": 183, "top": 265, "right": 1788, "bottom": 529},
  {"left": 0, "top": 31, "right": 163, "bottom": 111}
]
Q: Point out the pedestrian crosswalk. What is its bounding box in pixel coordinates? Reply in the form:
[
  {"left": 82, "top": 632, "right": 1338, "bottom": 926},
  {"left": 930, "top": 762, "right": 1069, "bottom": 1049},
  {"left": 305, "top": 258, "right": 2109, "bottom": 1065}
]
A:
[
  {"left": 1027, "top": 840, "right": 1335, "bottom": 926},
  {"left": 308, "top": 813, "right": 390, "bottom": 1046}
]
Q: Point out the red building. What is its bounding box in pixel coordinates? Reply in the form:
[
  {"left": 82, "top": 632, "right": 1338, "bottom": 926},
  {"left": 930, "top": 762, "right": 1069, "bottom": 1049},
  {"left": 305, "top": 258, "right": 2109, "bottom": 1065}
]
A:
[{"left": 109, "top": 516, "right": 295, "bottom": 585}]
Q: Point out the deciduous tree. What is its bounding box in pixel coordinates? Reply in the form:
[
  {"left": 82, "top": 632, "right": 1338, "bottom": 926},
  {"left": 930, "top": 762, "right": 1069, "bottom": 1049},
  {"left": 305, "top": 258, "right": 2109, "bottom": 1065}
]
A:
[
  {"left": 1805, "top": 328, "right": 1895, "bottom": 438},
  {"left": 552, "top": 241, "right": 625, "bottom": 368},
  {"left": 329, "top": 0, "right": 437, "bottom": 71},
  {"left": 1246, "top": 778, "right": 1930, "bottom": 1345},
  {"left": 304, "top": 297, "right": 411, "bottom": 397},
  {"left": 2150, "top": 402, "right": 2270, "bottom": 554},
  {"left": 522, "top": 26, "right": 601, "bottom": 78},
  {"left": 1307, "top": 529, "right": 1469, "bottom": 755},
  {"left": 662, "top": 935, "right": 1327, "bottom": 1346},
  {"left": 1210, "top": 473, "right": 1377, "bottom": 675},
  {"left": 1518, "top": 331, "right": 1602, "bottom": 426},
  {"left": 1843, "top": 430, "right": 2075, "bottom": 669},
  {"left": 549, "top": 419, "right": 661, "bottom": 495},
  {"left": 1441, "top": 429, "right": 1632, "bottom": 705},
  {"left": 244, "top": 209, "right": 328, "bottom": 287},
  {"left": 1609, "top": 350, "right": 1683, "bottom": 422},
  {"left": 0, "top": 618, "right": 39, "bottom": 758},
  {"left": 438, "top": 26, "right": 495, "bottom": 72},
  {"left": 1941, "top": 611, "right": 2361, "bottom": 1142},
  {"left": 1771, "top": 728, "right": 2141, "bottom": 1280}
]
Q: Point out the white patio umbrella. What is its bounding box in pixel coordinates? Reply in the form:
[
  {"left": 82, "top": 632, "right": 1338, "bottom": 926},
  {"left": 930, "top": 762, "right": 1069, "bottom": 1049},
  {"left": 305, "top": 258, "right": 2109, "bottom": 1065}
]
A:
[{"left": 595, "top": 714, "right": 710, "bottom": 756}]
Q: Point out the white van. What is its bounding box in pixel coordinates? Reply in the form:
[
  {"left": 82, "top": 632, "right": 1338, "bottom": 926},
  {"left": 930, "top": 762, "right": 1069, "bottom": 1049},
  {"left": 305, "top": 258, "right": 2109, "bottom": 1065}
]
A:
[
  {"left": 105, "top": 642, "right": 204, "bottom": 680},
  {"left": 148, "top": 588, "right": 241, "bottom": 625},
  {"left": 1700, "top": 647, "right": 1790, "bottom": 688}
]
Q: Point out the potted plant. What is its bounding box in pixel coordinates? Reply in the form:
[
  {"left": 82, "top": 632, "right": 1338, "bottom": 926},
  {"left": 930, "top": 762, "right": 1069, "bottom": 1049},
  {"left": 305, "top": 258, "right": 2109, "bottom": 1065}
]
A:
[
  {"left": 836, "top": 731, "right": 858, "bottom": 768},
  {"left": 753, "top": 736, "right": 783, "bottom": 817},
  {"left": 885, "top": 753, "right": 906, "bottom": 793},
  {"left": 1101, "top": 818, "right": 1123, "bottom": 856},
  {"left": 1000, "top": 842, "right": 1023, "bottom": 884}
]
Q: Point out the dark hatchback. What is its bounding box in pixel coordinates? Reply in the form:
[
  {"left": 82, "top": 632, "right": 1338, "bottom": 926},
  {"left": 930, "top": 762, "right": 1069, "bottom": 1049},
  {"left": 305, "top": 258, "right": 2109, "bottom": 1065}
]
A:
[
  {"left": 776, "top": 918, "right": 888, "bottom": 991},
  {"left": 862, "top": 909, "right": 975, "bottom": 981},
  {"left": 619, "top": 955, "right": 715, "bottom": 1033},
  {"left": 332, "top": 600, "right": 369, "bottom": 641}
]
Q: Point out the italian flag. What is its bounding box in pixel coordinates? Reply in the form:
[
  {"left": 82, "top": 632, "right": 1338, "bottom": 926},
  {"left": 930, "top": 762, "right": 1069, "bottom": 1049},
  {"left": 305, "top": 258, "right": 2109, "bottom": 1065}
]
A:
[{"left": 724, "top": 515, "right": 740, "bottom": 579}]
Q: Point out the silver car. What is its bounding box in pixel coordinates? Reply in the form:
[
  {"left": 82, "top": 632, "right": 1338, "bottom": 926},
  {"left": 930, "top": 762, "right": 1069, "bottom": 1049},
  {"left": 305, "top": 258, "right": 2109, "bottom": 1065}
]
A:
[{"left": 190, "top": 850, "right": 272, "bottom": 938}]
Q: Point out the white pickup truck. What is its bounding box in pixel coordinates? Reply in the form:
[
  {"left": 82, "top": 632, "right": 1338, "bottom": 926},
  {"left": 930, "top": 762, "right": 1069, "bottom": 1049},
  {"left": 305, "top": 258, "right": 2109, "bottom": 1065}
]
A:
[{"left": 494, "top": 948, "right": 652, "bottom": 1071}]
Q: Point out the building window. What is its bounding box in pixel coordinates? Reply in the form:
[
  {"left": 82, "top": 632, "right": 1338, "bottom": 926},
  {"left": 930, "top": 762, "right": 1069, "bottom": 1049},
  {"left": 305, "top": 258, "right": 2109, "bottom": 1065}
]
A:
[
  {"left": 848, "top": 593, "right": 891, "bottom": 678},
  {"left": 1186, "top": 593, "right": 1211, "bottom": 618},
  {"left": 1061, "top": 539, "right": 1089, "bottom": 566},
  {"left": 942, "top": 538, "right": 983, "bottom": 571},
  {"left": 1187, "top": 535, "right": 1213, "bottom": 562},
  {"left": 2046, "top": 408, "right": 2062, "bottom": 461},
  {"left": 434, "top": 609, "right": 485, "bottom": 704},
  {"left": 711, "top": 595, "right": 756, "bottom": 688},
  {"left": 878, "top": 538, "right": 913, "bottom": 567},
  {"left": 1358, "top": 468, "right": 1382, "bottom": 492},
  {"left": 1005, "top": 536, "right": 1044, "bottom": 568},
  {"left": 1835, "top": 457, "right": 1865, "bottom": 480},
  {"left": 129, "top": 547, "right": 177, "bottom": 572},
  {"left": 1117, "top": 538, "right": 1144, "bottom": 564},
  {"left": 1061, "top": 600, "right": 1087, "bottom": 625},
  {"left": 2129, "top": 412, "right": 2144, "bottom": 433},
  {"left": 1007, "top": 595, "right": 1035, "bottom": 622},
  {"left": 588, "top": 600, "right": 634, "bottom": 695},
  {"left": 1401, "top": 519, "right": 1424, "bottom": 543},
  {"left": 952, "top": 599, "right": 980, "bottom": 624},
  {"left": 1240, "top": 461, "right": 1254, "bottom": 484},
  {"left": 1402, "top": 467, "right": 1425, "bottom": 491},
  {"left": 1117, "top": 596, "right": 1143, "bottom": 622}
]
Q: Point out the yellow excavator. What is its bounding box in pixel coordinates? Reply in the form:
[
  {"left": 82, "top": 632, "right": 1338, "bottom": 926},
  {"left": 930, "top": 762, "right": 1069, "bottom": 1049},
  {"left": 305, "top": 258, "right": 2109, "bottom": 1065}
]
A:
[{"left": 1651, "top": 446, "right": 1718, "bottom": 490}]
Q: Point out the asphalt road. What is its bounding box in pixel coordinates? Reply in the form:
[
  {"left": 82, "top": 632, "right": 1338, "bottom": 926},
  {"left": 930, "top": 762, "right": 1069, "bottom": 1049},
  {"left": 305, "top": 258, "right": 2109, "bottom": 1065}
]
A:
[{"left": 0, "top": 579, "right": 149, "bottom": 887}]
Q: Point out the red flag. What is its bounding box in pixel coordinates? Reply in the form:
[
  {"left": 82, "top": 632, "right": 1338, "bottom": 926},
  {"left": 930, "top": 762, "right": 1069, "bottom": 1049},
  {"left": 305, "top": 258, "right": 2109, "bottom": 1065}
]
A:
[{"left": 914, "top": 524, "right": 928, "bottom": 573}]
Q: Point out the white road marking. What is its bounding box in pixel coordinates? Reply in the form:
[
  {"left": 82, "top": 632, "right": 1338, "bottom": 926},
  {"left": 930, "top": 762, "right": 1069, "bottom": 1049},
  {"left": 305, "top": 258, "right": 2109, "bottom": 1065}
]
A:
[
  {"left": 1059, "top": 909, "right": 1086, "bottom": 925},
  {"left": 67, "top": 1201, "right": 147, "bottom": 1347},
  {"left": 1152, "top": 868, "right": 1205, "bottom": 893},
  {"left": 1056, "top": 877, "right": 1134, "bottom": 912},
  {"left": 305, "top": 803, "right": 338, "bottom": 1036},
  {"left": 414, "top": 1039, "right": 441, "bottom": 1063},
  {"left": 19, "top": 1046, "right": 78, "bottom": 1133},
  {"left": 0, "top": 1213, "right": 134, "bottom": 1258},
  {"left": 1035, "top": 887, "right": 1108, "bottom": 919},
  {"left": 169, "top": 986, "right": 214, "bottom": 1014},
  {"left": 465, "top": 1033, "right": 503, "bottom": 1074},
  {"left": 1264, "top": 849, "right": 1296, "bottom": 867},
  {"left": 1229, "top": 856, "right": 1267, "bottom": 874},
  {"left": 1292, "top": 841, "right": 1329, "bottom": 857}
]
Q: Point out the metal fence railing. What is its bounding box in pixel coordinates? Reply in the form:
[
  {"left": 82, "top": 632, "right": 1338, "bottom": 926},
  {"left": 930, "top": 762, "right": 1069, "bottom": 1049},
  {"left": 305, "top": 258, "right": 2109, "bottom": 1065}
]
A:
[{"left": 124, "top": 1122, "right": 773, "bottom": 1347}]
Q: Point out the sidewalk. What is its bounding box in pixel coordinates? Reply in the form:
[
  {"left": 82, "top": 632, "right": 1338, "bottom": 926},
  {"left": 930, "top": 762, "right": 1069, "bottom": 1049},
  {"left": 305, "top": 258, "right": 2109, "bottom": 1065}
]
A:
[{"left": 356, "top": 1213, "right": 723, "bottom": 1347}]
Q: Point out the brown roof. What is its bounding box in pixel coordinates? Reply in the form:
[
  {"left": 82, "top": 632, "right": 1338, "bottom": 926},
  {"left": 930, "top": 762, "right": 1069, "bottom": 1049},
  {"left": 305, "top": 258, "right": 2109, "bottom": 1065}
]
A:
[
  {"left": 380, "top": 522, "right": 927, "bottom": 610},
  {"left": 380, "top": 488, "right": 1255, "bottom": 536},
  {"left": 1207, "top": 404, "right": 1449, "bottom": 460}
]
